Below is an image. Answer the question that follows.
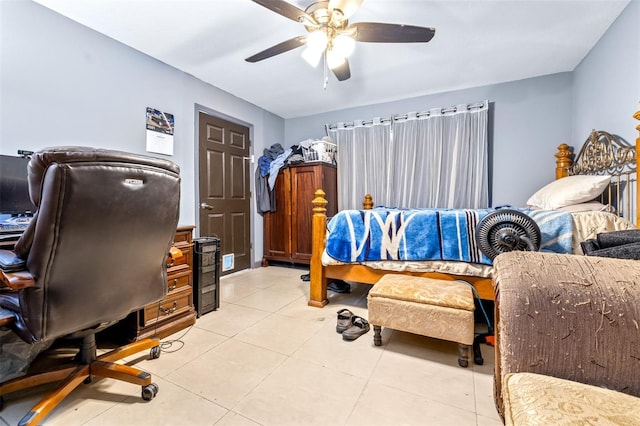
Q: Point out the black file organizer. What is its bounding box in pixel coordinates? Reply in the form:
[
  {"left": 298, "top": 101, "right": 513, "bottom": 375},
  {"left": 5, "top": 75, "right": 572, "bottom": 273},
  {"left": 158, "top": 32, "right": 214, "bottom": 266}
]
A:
[{"left": 193, "top": 237, "right": 220, "bottom": 316}]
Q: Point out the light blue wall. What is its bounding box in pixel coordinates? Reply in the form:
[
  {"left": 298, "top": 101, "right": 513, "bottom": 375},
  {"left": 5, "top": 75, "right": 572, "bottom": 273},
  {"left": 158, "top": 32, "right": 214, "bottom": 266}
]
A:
[
  {"left": 0, "top": 0, "right": 285, "bottom": 266},
  {"left": 572, "top": 0, "right": 639, "bottom": 145},
  {"left": 285, "top": 73, "right": 573, "bottom": 207}
]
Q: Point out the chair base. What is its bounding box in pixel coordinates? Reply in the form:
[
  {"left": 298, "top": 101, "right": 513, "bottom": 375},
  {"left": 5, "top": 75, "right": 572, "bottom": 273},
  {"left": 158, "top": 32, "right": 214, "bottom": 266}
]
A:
[{"left": 0, "top": 335, "right": 161, "bottom": 426}]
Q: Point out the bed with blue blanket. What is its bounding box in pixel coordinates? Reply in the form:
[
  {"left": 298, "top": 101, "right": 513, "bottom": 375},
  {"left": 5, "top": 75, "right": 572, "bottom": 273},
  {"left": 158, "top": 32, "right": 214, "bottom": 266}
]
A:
[
  {"left": 325, "top": 207, "right": 573, "bottom": 265},
  {"left": 307, "top": 130, "right": 639, "bottom": 308},
  {"left": 308, "top": 193, "right": 635, "bottom": 308}
]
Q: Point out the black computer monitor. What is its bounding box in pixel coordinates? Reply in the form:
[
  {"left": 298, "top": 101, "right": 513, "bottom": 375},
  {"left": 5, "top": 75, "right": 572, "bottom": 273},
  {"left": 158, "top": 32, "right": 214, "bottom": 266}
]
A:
[{"left": 0, "top": 155, "right": 35, "bottom": 216}]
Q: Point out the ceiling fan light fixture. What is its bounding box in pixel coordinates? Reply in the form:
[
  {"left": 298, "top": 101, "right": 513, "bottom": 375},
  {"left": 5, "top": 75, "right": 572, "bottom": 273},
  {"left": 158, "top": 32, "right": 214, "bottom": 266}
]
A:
[
  {"left": 306, "top": 30, "right": 328, "bottom": 52},
  {"left": 332, "top": 34, "right": 355, "bottom": 58},
  {"left": 302, "top": 46, "right": 323, "bottom": 67},
  {"left": 247, "top": 0, "right": 436, "bottom": 85}
]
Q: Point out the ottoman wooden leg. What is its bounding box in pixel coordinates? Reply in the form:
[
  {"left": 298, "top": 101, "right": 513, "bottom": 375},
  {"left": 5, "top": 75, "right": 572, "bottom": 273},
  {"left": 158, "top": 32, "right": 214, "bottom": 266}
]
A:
[
  {"left": 373, "top": 325, "right": 382, "bottom": 346},
  {"left": 458, "top": 343, "right": 470, "bottom": 368}
]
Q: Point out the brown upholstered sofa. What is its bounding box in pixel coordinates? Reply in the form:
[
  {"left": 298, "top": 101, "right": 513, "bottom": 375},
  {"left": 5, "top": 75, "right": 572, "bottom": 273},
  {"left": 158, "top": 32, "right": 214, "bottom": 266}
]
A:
[{"left": 492, "top": 251, "right": 640, "bottom": 422}]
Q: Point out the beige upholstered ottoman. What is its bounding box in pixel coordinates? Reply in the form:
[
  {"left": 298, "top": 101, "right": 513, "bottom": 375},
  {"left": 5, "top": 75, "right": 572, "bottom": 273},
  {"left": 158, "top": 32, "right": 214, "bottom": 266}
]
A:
[
  {"left": 503, "top": 372, "right": 640, "bottom": 425},
  {"left": 367, "top": 275, "right": 475, "bottom": 367}
]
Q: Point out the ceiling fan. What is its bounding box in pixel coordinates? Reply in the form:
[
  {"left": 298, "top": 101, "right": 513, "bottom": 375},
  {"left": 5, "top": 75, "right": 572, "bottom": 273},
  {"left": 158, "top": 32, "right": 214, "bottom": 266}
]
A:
[{"left": 245, "top": 0, "right": 435, "bottom": 83}]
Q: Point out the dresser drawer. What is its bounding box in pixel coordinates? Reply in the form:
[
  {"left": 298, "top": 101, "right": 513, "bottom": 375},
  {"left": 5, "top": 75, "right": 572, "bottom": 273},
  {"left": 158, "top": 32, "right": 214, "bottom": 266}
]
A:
[
  {"left": 167, "top": 270, "right": 191, "bottom": 292},
  {"left": 142, "top": 287, "right": 192, "bottom": 328},
  {"left": 168, "top": 246, "right": 192, "bottom": 275},
  {"left": 173, "top": 228, "right": 193, "bottom": 245}
]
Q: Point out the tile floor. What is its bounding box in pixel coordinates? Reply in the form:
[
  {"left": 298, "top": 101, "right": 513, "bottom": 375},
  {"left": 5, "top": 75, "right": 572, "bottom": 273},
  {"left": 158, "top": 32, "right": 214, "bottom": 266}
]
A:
[{"left": 0, "top": 265, "right": 501, "bottom": 426}]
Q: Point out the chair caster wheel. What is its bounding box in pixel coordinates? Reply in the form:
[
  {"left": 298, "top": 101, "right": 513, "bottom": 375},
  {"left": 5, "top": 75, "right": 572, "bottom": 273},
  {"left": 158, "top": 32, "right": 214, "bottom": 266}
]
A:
[
  {"left": 142, "top": 383, "right": 159, "bottom": 401},
  {"left": 458, "top": 358, "right": 469, "bottom": 368},
  {"left": 150, "top": 346, "right": 161, "bottom": 359}
]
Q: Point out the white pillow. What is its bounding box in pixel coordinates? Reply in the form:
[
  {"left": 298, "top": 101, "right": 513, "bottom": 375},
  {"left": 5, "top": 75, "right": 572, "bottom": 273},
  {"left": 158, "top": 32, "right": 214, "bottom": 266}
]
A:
[{"left": 526, "top": 175, "right": 611, "bottom": 210}]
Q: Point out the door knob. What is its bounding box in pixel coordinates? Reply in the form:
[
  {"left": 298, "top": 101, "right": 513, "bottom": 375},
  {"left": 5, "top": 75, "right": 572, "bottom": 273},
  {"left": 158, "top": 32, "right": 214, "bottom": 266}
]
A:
[{"left": 200, "top": 202, "right": 214, "bottom": 210}]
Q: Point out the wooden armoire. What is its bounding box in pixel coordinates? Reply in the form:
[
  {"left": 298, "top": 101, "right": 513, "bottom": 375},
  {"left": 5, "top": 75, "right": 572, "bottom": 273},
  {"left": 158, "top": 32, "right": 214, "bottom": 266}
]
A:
[{"left": 262, "top": 163, "right": 337, "bottom": 265}]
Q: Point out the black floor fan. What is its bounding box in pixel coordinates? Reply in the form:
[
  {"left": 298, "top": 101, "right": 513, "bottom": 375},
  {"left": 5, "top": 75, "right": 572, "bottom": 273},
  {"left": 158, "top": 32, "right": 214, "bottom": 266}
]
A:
[{"left": 473, "top": 209, "right": 541, "bottom": 364}]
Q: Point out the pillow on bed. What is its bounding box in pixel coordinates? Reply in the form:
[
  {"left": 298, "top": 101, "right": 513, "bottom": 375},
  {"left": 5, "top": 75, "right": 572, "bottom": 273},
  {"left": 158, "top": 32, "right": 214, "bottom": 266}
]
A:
[{"left": 526, "top": 175, "right": 611, "bottom": 210}]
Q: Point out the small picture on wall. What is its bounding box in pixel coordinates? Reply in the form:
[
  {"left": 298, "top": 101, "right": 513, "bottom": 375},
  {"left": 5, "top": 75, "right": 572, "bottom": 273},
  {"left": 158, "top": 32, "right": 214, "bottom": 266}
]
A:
[{"left": 146, "top": 107, "right": 174, "bottom": 155}]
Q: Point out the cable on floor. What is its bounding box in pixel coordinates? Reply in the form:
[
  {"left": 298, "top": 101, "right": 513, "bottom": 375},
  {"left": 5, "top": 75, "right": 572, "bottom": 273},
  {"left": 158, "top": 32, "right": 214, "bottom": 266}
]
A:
[{"left": 158, "top": 324, "right": 194, "bottom": 353}]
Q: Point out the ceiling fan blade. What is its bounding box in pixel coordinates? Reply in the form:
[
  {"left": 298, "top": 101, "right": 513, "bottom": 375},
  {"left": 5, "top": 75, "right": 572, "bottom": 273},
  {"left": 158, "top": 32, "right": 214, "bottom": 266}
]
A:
[
  {"left": 250, "top": 0, "right": 313, "bottom": 23},
  {"left": 328, "top": 0, "right": 363, "bottom": 19},
  {"left": 351, "top": 22, "right": 435, "bottom": 43},
  {"left": 245, "top": 36, "right": 307, "bottom": 62},
  {"left": 332, "top": 59, "right": 351, "bottom": 81}
]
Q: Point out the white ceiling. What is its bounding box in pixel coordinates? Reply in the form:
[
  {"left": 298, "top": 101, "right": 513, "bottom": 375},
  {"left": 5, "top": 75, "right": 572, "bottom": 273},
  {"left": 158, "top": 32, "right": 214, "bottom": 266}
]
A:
[{"left": 34, "top": 0, "right": 629, "bottom": 119}]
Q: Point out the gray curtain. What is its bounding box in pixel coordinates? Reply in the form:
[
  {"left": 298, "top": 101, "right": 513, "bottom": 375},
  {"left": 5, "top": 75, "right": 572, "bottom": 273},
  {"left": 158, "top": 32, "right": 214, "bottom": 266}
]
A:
[{"left": 327, "top": 102, "right": 489, "bottom": 210}]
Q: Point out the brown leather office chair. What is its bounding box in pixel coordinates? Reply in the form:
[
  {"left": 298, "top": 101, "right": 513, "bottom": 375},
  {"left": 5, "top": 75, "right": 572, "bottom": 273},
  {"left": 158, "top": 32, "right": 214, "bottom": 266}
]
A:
[{"left": 0, "top": 147, "right": 181, "bottom": 425}]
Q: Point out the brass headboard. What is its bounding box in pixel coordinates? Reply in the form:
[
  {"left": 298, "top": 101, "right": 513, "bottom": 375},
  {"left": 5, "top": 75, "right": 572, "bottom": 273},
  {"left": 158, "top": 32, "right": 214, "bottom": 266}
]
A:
[{"left": 563, "top": 130, "right": 638, "bottom": 224}]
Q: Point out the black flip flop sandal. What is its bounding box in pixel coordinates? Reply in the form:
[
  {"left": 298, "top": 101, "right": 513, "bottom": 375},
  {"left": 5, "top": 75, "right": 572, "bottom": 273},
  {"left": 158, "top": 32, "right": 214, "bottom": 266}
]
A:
[{"left": 342, "top": 316, "right": 370, "bottom": 341}]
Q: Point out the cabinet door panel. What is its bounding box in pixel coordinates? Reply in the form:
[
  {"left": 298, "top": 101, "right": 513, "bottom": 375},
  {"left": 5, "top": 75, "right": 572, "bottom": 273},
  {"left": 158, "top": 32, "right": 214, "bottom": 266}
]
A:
[
  {"left": 290, "top": 164, "right": 337, "bottom": 262},
  {"left": 290, "top": 166, "right": 317, "bottom": 261},
  {"left": 263, "top": 170, "right": 291, "bottom": 259}
]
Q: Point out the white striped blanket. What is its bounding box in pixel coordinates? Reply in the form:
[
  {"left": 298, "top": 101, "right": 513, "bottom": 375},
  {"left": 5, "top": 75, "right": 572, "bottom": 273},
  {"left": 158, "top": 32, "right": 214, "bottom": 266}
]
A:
[{"left": 325, "top": 207, "right": 573, "bottom": 265}]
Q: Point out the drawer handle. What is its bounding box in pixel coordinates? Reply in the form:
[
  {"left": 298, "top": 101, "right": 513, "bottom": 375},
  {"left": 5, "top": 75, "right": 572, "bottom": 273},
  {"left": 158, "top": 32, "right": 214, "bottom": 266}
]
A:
[
  {"left": 159, "top": 301, "right": 178, "bottom": 315},
  {"left": 168, "top": 279, "right": 178, "bottom": 291}
]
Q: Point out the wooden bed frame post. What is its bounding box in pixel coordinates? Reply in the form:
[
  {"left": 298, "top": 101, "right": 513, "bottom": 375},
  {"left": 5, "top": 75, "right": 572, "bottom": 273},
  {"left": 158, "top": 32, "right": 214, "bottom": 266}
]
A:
[
  {"left": 308, "top": 189, "right": 329, "bottom": 307},
  {"left": 362, "top": 194, "right": 373, "bottom": 210},
  {"left": 555, "top": 143, "right": 571, "bottom": 179}
]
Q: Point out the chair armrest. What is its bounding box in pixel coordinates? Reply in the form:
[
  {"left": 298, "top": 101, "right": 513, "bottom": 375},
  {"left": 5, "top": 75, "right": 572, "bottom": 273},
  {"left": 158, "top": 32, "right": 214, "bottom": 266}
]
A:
[
  {"left": 1, "top": 270, "right": 35, "bottom": 290},
  {"left": 0, "top": 249, "right": 34, "bottom": 290},
  {"left": 493, "top": 251, "right": 640, "bottom": 415}
]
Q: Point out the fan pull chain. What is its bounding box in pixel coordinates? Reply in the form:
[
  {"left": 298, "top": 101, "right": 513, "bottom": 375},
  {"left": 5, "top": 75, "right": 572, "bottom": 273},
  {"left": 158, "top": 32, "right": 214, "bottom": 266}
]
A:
[{"left": 323, "top": 51, "right": 328, "bottom": 90}]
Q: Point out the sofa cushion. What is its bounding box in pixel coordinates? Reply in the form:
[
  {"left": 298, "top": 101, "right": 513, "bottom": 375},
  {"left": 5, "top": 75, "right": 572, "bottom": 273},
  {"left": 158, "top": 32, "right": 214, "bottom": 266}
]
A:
[{"left": 503, "top": 372, "right": 640, "bottom": 425}]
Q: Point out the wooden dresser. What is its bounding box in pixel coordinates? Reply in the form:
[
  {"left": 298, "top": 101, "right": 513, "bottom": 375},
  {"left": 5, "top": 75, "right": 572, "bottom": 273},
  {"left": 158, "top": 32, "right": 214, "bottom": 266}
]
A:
[
  {"left": 124, "top": 225, "right": 197, "bottom": 341},
  {"left": 263, "top": 163, "right": 337, "bottom": 265}
]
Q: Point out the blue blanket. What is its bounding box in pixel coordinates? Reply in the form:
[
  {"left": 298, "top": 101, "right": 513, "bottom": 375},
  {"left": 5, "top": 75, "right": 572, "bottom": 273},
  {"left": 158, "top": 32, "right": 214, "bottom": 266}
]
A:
[{"left": 325, "top": 207, "right": 573, "bottom": 265}]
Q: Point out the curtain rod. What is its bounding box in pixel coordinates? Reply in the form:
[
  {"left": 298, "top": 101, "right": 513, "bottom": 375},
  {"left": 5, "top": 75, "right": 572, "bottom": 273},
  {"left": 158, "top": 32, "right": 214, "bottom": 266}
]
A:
[{"left": 325, "top": 100, "right": 488, "bottom": 131}]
